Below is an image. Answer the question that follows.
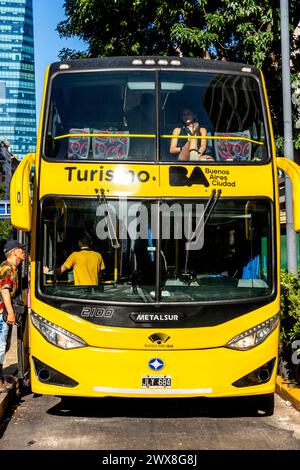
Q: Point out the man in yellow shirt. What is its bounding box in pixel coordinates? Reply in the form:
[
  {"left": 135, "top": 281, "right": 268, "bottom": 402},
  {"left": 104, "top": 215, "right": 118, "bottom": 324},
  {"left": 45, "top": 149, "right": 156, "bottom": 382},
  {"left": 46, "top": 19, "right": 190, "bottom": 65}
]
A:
[{"left": 46, "top": 233, "right": 105, "bottom": 286}]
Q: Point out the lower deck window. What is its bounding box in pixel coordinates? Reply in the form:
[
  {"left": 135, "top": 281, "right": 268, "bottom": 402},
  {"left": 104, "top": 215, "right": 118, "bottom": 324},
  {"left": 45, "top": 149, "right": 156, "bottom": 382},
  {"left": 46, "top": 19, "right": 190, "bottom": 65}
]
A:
[{"left": 41, "top": 197, "right": 273, "bottom": 303}]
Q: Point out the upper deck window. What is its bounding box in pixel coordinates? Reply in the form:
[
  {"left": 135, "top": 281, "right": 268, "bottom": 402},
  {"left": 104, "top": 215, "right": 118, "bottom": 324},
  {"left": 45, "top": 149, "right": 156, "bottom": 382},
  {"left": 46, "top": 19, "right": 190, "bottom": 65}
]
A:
[
  {"left": 45, "top": 71, "right": 156, "bottom": 161},
  {"left": 161, "top": 71, "right": 268, "bottom": 162},
  {"left": 44, "top": 69, "right": 268, "bottom": 163}
]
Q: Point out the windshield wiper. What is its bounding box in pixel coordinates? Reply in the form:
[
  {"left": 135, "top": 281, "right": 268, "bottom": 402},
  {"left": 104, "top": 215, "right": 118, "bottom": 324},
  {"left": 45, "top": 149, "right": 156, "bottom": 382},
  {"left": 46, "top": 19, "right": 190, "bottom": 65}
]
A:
[
  {"left": 184, "top": 189, "right": 221, "bottom": 272},
  {"left": 95, "top": 188, "right": 120, "bottom": 249}
]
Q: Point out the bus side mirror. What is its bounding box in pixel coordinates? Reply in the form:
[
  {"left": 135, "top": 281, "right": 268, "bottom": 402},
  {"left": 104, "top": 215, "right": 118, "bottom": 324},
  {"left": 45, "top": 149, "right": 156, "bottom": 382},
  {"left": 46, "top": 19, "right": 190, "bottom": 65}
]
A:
[
  {"left": 277, "top": 157, "right": 300, "bottom": 232},
  {"left": 10, "top": 152, "right": 35, "bottom": 231}
]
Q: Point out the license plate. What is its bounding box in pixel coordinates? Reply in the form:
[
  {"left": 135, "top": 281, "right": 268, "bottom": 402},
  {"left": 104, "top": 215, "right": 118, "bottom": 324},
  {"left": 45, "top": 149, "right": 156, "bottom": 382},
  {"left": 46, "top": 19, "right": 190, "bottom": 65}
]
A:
[{"left": 142, "top": 375, "right": 172, "bottom": 388}]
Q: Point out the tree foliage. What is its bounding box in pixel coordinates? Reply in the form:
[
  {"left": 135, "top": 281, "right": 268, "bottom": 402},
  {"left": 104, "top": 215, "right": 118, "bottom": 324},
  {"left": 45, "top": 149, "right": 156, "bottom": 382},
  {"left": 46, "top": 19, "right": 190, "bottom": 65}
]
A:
[
  {"left": 58, "top": 0, "right": 300, "bottom": 145},
  {"left": 280, "top": 269, "right": 300, "bottom": 382},
  {"left": 0, "top": 183, "right": 6, "bottom": 199},
  {"left": 0, "top": 219, "right": 11, "bottom": 243},
  {"left": 280, "top": 269, "right": 300, "bottom": 346}
]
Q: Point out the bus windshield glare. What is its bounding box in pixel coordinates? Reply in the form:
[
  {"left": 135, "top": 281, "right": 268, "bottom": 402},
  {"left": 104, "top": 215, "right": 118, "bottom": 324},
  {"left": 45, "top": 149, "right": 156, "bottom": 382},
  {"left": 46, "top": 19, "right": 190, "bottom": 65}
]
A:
[
  {"left": 41, "top": 197, "right": 272, "bottom": 303},
  {"left": 45, "top": 71, "right": 268, "bottom": 162}
]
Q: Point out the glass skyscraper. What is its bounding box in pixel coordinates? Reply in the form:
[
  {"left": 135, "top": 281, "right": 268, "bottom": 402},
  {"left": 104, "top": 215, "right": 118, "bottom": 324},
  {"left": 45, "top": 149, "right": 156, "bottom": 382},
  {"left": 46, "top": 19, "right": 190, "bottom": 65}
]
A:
[{"left": 0, "top": 0, "right": 36, "bottom": 158}]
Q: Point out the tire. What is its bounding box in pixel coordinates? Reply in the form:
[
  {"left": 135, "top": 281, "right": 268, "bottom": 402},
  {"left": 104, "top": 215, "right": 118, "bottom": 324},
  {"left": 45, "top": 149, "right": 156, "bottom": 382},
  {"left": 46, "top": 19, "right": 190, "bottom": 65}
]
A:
[{"left": 16, "top": 376, "right": 32, "bottom": 397}]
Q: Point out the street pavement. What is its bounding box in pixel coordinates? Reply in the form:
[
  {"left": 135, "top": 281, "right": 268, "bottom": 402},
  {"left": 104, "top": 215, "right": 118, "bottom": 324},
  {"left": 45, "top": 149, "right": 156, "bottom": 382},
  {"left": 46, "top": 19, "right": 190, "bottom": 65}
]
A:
[{"left": 0, "top": 391, "right": 300, "bottom": 450}]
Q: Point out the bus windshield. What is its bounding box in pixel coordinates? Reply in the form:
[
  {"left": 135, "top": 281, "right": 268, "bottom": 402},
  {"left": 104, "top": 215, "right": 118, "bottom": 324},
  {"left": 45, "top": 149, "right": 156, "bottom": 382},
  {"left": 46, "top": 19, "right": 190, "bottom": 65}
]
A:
[
  {"left": 45, "top": 70, "right": 268, "bottom": 162},
  {"left": 41, "top": 197, "right": 273, "bottom": 303}
]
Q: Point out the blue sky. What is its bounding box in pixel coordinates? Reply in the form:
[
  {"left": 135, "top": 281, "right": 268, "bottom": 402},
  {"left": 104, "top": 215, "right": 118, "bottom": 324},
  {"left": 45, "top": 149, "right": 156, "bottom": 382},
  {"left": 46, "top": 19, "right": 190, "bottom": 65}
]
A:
[{"left": 33, "top": 0, "right": 86, "bottom": 118}]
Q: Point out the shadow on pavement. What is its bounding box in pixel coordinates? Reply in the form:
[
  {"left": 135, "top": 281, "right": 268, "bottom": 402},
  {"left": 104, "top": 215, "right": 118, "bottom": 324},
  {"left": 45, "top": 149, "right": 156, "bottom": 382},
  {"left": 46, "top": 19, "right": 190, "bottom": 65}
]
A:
[
  {"left": 47, "top": 395, "right": 272, "bottom": 419},
  {"left": 0, "top": 393, "right": 21, "bottom": 439}
]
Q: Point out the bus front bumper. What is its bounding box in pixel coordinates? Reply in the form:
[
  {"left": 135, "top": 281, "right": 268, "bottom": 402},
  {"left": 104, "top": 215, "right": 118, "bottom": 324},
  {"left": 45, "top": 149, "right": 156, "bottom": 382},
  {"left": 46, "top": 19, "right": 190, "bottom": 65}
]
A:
[{"left": 30, "top": 331, "right": 278, "bottom": 398}]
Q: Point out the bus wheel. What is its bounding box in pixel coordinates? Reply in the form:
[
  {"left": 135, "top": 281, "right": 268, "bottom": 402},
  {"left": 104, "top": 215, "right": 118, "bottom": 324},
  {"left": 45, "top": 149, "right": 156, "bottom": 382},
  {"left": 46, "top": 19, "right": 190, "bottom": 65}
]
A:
[
  {"left": 17, "top": 377, "right": 31, "bottom": 397},
  {"left": 257, "top": 393, "right": 274, "bottom": 416},
  {"left": 59, "top": 396, "right": 74, "bottom": 408}
]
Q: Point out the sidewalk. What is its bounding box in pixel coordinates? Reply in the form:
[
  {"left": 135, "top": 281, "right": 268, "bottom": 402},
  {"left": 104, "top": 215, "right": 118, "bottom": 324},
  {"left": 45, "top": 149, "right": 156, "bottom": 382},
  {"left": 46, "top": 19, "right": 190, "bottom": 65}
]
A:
[
  {"left": 276, "top": 375, "right": 300, "bottom": 412},
  {"left": 0, "top": 327, "right": 17, "bottom": 420}
]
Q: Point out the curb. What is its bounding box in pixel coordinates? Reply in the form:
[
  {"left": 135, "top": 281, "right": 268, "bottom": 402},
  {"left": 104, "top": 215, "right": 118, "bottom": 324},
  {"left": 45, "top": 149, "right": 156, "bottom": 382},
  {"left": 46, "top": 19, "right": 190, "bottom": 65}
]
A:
[
  {"left": 0, "top": 327, "right": 18, "bottom": 421},
  {"left": 276, "top": 375, "right": 300, "bottom": 412},
  {"left": 0, "top": 383, "right": 16, "bottom": 421}
]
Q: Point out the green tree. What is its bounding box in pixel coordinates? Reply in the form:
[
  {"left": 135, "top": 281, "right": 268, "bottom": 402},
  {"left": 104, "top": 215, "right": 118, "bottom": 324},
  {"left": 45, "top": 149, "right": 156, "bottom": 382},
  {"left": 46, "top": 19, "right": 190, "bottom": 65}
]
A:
[
  {"left": 58, "top": 0, "right": 300, "bottom": 147},
  {"left": 0, "top": 219, "right": 11, "bottom": 243},
  {"left": 0, "top": 183, "right": 6, "bottom": 199},
  {"left": 280, "top": 269, "right": 300, "bottom": 381}
]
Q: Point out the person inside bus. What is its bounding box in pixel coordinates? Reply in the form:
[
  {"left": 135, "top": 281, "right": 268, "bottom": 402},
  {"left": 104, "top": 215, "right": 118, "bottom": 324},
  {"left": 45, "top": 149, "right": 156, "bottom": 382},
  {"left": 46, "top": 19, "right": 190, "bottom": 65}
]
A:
[
  {"left": 170, "top": 107, "right": 214, "bottom": 161},
  {"left": 43, "top": 232, "right": 105, "bottom": 286},
  {"left": 126, "top": 93, "right": 155, "bottom": 160}
]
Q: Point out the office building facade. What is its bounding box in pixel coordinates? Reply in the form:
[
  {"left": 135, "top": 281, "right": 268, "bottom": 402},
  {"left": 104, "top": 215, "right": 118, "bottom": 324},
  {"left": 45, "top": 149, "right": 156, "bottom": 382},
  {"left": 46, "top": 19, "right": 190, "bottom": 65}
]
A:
[{"left": 0, "top": 0, "right": 36, "bottom": 158}]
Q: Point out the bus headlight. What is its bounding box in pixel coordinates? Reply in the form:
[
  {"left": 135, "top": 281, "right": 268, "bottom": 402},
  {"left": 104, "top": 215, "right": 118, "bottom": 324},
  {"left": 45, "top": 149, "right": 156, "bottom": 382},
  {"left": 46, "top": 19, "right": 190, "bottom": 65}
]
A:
[
  {"left": 226, "top": 314, "right": 279, "bottom": 351},
  {"left": 31, "top": 312, "right": 87, "bottom": 349}
]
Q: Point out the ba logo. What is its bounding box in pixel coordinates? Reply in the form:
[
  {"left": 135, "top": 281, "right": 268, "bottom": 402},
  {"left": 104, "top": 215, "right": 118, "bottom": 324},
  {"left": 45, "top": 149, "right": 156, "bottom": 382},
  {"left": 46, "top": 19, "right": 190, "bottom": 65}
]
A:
[
  {"left": 148, "top": 333, "right": 170, "bottom": 345},
  {"left": 169, "top": 166, "right": 209, "bottom": 187}
]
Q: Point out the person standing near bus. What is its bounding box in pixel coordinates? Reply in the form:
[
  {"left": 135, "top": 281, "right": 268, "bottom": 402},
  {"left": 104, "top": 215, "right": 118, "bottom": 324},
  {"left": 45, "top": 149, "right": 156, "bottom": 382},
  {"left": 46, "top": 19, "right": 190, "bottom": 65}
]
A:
[
  {"left": 44, "top": 232, "right": 105, "bottom": 286},
  {"left": 0, "top": 240, "right": 26, "bottom": 392}
]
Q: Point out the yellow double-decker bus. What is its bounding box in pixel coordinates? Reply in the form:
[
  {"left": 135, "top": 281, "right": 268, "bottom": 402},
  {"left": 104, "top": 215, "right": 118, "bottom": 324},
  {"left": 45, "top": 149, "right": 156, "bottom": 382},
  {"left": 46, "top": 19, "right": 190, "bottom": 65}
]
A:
[{"left": 10, "top": 57, "right": 300, "bottom": 414}]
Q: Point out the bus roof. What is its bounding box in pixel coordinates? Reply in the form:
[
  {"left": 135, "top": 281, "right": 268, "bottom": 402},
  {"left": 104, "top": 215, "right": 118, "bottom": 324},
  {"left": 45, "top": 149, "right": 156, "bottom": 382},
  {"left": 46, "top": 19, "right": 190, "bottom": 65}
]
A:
[{"left": 49, "top": 56, "right": 260, "bottom": 78}]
